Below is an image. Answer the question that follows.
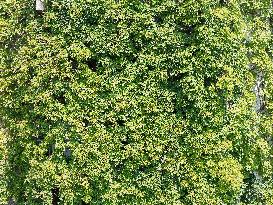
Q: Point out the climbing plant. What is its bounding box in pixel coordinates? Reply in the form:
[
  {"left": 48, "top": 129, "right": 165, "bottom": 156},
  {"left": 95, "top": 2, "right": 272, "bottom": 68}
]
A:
[{"left": 0, "top": 0, "right": 272, "bottom": 204}]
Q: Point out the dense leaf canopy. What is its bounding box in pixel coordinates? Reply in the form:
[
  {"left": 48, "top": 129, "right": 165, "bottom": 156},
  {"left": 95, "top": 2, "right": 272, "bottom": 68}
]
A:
[{"left": 0, "top": 0, "right": 273, "bottom": 204}]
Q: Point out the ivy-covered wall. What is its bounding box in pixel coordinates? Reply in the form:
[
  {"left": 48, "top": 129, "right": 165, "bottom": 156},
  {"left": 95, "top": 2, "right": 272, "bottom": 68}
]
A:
[{"left": 0, "top": 0, "right": 272, "bottom": 204}]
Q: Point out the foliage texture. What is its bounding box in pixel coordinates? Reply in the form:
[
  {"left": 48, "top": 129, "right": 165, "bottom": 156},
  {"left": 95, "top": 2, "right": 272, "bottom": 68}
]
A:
[{"left": 0, "top": 0, "right": 273, "bottom": 204}]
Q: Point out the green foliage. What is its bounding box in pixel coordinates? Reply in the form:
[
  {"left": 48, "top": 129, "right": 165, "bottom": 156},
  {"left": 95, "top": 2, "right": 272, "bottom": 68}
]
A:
[
  {"left": 0, "top": 0, "right": 272, "bottom": 204},
  {"left": 0, "top": 129, "right": 8, "bottom": 204}
]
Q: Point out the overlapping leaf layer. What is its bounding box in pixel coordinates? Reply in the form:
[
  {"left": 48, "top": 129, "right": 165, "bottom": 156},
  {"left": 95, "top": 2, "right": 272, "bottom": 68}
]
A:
[{"left": 0, "top": 0, "right": 272, "bottom": 204}]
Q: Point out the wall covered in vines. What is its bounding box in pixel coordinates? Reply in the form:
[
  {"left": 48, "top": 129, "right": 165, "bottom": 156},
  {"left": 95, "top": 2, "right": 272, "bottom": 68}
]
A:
[{"left": 0, "top": 0, "right": 273, "bottom": 204}]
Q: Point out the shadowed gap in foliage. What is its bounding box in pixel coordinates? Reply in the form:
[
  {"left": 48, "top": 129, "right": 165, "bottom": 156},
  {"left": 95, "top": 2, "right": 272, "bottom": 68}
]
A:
[{"left": 52, "top": 187, "right": 59, "bottom": 205}]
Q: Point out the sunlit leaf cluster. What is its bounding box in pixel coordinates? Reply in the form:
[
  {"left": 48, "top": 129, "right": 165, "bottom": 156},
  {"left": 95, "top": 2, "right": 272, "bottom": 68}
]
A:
[{"left": 0, "top": 0, "right": 272, "bottom": 204}]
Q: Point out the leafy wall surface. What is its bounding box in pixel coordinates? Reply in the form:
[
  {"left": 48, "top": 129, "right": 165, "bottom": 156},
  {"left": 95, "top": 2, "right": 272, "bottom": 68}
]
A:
[{"left": 0, "top": 0, "right": 272, "bottom": 204}]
